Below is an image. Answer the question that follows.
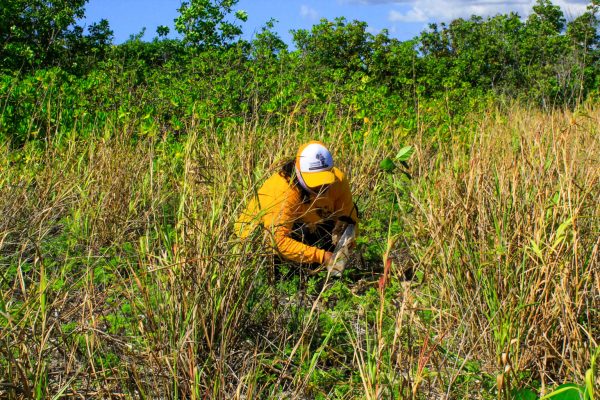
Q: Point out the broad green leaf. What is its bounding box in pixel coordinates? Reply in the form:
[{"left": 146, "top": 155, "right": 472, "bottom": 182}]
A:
[
  {"left": 395, "top": 146, "right": 415, "bottom": 162},
  {"left": 380, "top": 157, "right": 395, "bottom": 172},
  {"left": 541, "top": 383, "right": 584, "bottom": 400},
  {"left": 510, "top": 388, "right": 537, "bottom": 400}
]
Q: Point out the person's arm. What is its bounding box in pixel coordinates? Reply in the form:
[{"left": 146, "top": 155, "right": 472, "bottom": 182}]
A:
[
  {"left": 271, "top": 222, "right": 327, "bottom": 264},
  {"left": 263, "top": 190, "right": 328, "bottom": 265}
]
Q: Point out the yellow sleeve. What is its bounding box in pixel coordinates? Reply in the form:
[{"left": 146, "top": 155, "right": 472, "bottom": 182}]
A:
[
  {"left": 272, "top": 222, "right": 326, "bottom": 264},
  {"left": 262, "top": 185, "right": 326, "bottom": 265}
]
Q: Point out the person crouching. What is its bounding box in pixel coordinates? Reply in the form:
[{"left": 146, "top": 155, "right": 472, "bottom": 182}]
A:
[{"left": 235, "top": 141, "right": 358, "bottom": 268}]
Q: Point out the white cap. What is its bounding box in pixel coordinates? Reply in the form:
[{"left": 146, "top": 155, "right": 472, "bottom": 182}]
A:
[{"left": 295, "top": 141, "right": 335, "bottom": 188}]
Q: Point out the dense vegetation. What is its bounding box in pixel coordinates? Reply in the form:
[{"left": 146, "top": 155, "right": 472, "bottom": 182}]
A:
[{"left": 1, "top": 0, "right": 599, "bottom": 398}]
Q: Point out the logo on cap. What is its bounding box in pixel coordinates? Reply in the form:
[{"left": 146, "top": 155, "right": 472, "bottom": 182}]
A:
[{"left": 309, "top": 153, "right": 329, "bottom": 171}]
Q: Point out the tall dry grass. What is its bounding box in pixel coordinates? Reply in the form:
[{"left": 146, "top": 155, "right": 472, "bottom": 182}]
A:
[
  {"left": 0, "top": 104, "right": 598, "bottom": 399},
  {"left": 393, "top": 106, "right": 599, "bottom": 397}
]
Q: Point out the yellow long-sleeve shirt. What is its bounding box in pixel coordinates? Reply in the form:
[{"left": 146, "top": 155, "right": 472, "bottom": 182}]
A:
[{"left": 235, "top": 167, "right": 358, "bottom": 264}]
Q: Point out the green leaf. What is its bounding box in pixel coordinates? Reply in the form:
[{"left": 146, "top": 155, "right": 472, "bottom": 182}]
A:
[
  {"left": 235, "top": 10, "right": 248, "bottom": 22},
  {"left": 584, "top": 369, "right": 593, "bottom": 400},
  {"left": 530, "top": 240, "right": 543, "bottom": 259},
  {"left": 395, "top": 146, "right": 415, "bottom": 162},
  {"left": 552, "top": 217, "right": 573, "bottom": 249},
  {"left": 511, "top": 388, "right": 537, "bottom": 400},
  {"left": 380, "top": 157, "right": 396, "bottom": 172},
  {"left": 541, "top": 383, "right": 584, "bottom": 400}
]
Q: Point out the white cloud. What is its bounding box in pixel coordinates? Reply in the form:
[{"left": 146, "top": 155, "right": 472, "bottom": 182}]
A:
[
  {"left": 553, "top": 0, "right": 589, "bottom": 18},
  {"left": 389, "top": 8, "right": 427, "bottom": 22},
  {"left": 300, "top": 5, "right": 319, "bottom": 21},
  {"left": 385, "top": 0, "right": 588, "bottom": 23}
]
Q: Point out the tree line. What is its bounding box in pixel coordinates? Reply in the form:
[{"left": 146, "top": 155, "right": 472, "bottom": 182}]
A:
[{"left": 1, "top": 0, "right": 599, "bottom": 144}]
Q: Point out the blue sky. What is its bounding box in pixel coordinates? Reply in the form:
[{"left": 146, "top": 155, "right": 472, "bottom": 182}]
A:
[{"left": 84, "top": 0, "right": 590, "bottom": 45}]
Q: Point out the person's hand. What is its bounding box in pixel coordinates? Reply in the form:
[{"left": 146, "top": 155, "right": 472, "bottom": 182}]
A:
[{"left": 323, "top": 251, "right": 334, "bottom": 266}]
